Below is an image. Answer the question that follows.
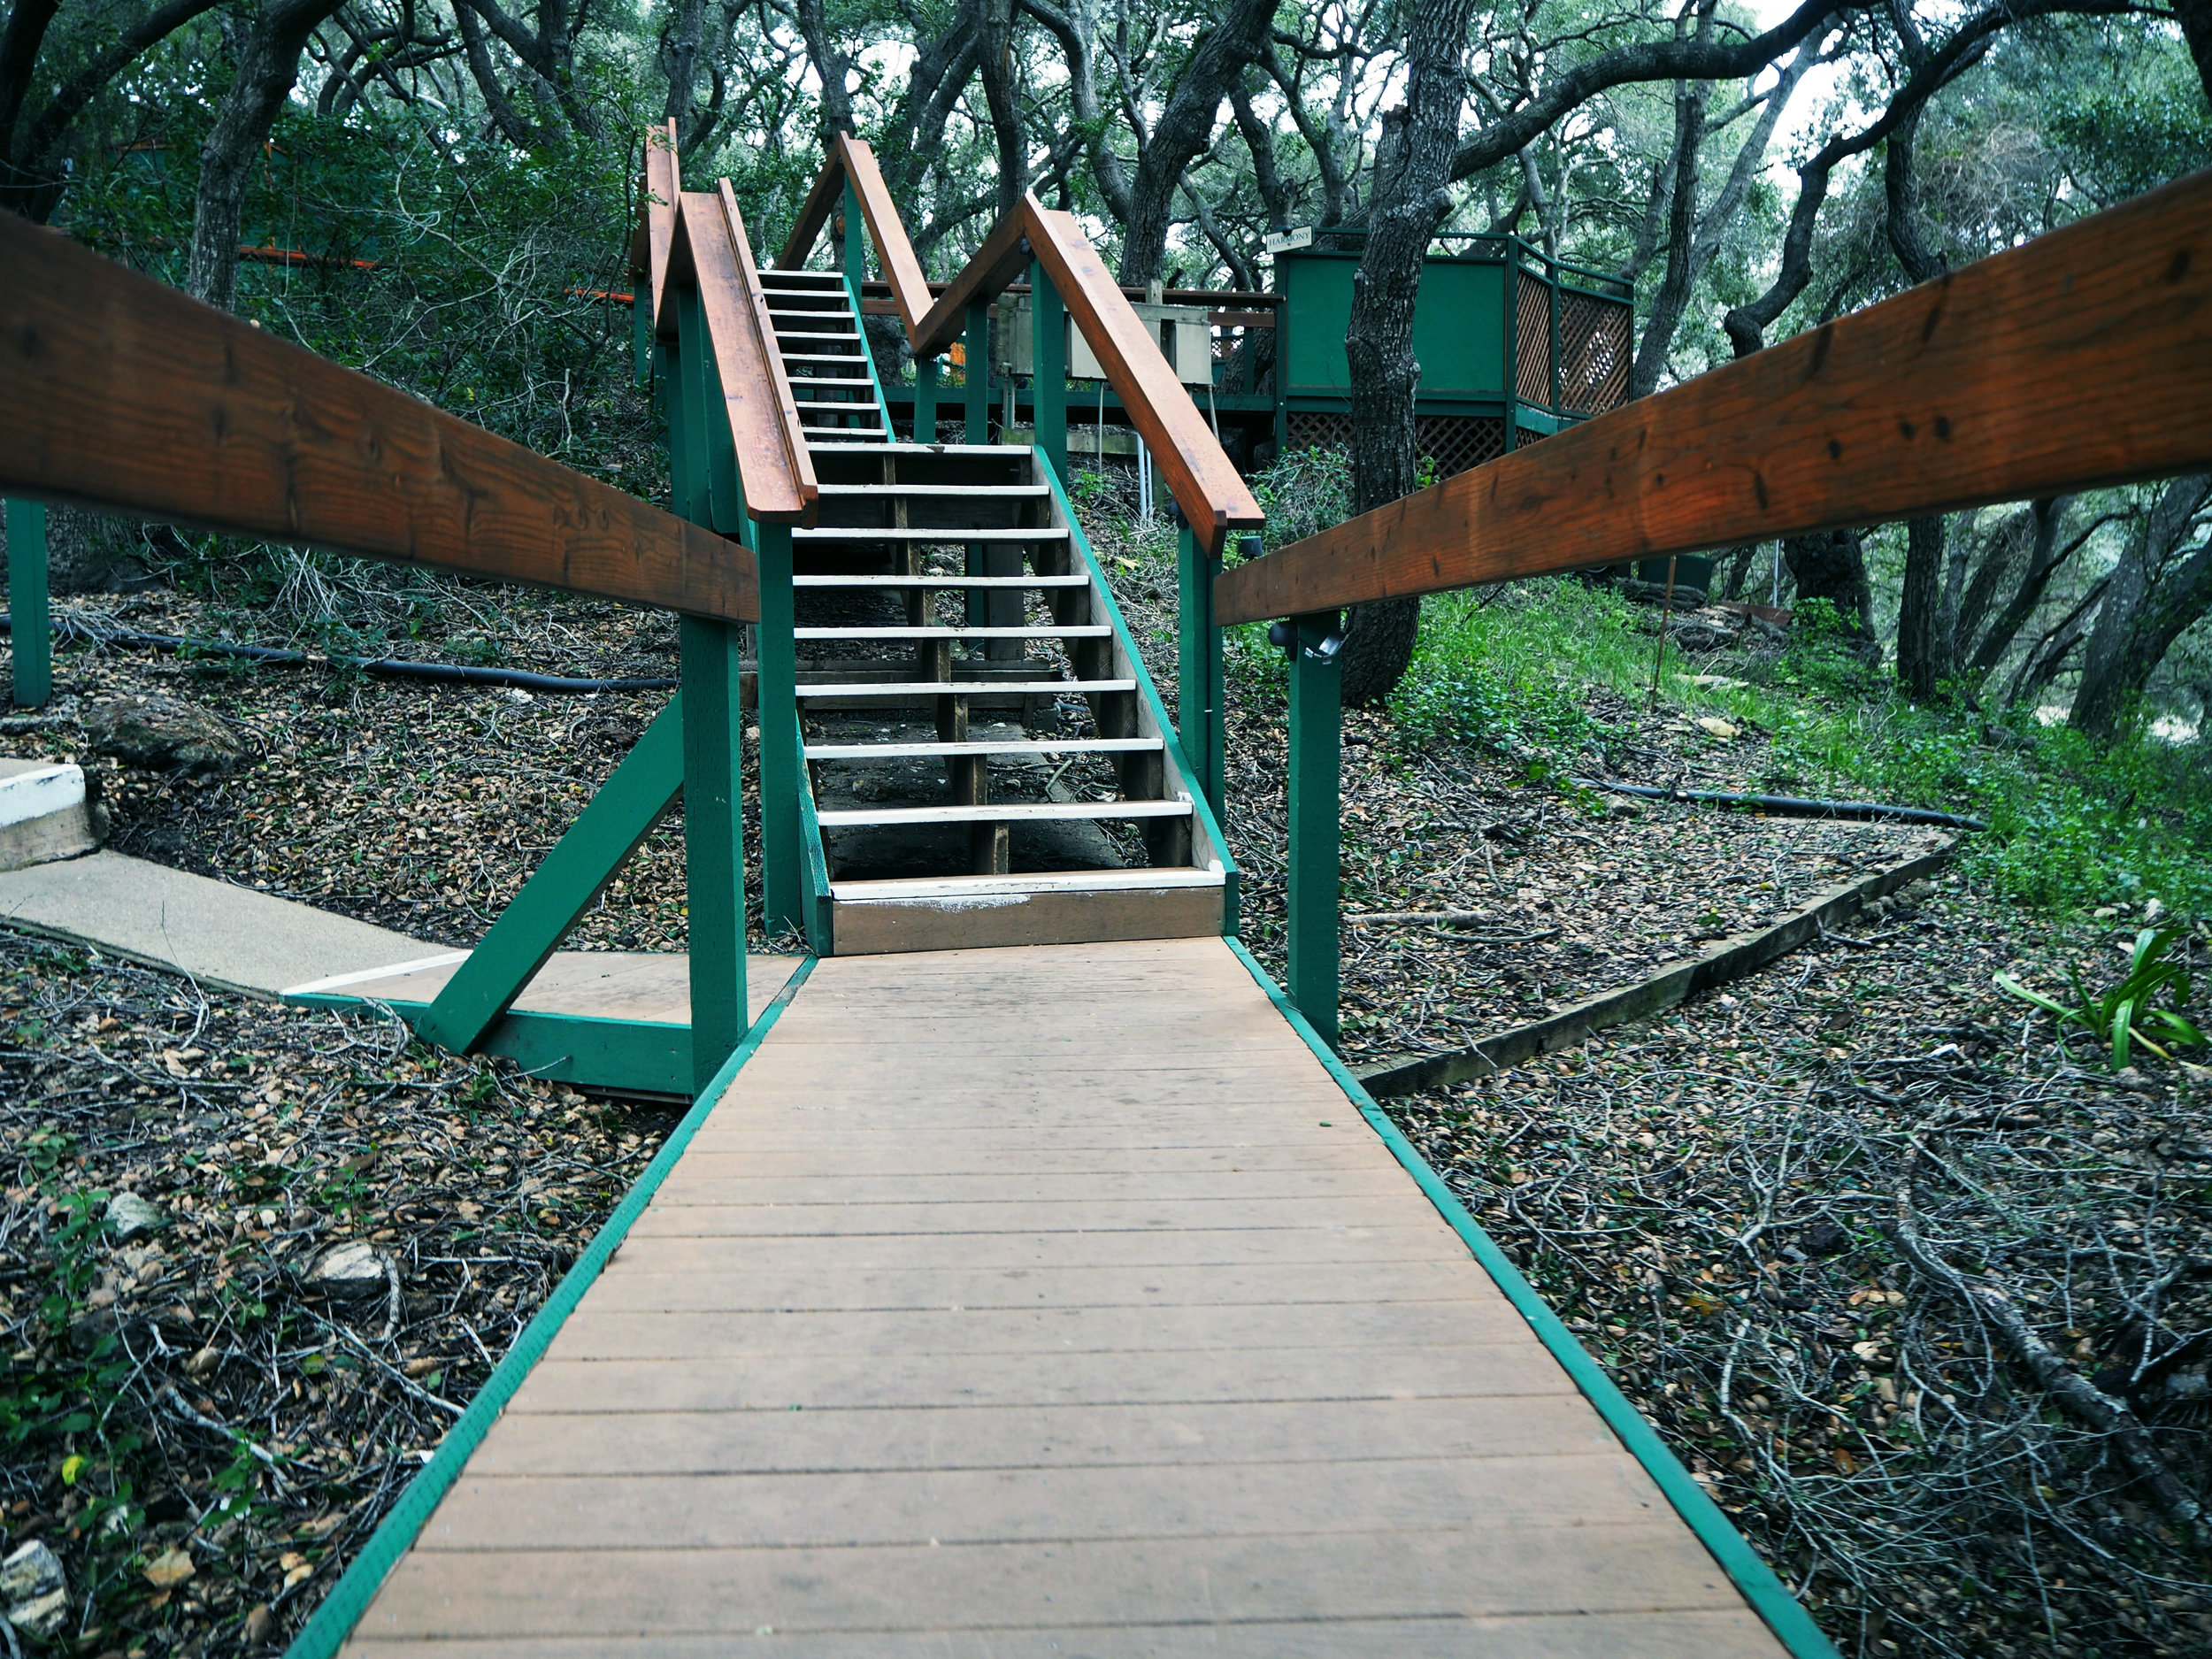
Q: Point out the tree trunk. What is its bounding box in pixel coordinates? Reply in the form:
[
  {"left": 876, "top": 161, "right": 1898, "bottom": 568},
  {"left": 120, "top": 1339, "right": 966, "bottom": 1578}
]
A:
[
  {"left": 1896, "top": 514, "right": 1954, "bottom": 698},
  {"left": 1784, "top": 530, "right": 1877, "bottom": 654},
  {"left": 1112, "top": 0, "right": 1276, "bottom": 287},
  {"left": 2070, "top": 475, "right": 2212, "bottom": 741},
  {"left": 2169, "top": 0, "right": 2212, "bottom": 103},
  {"left": 188, "top": 0, "right": 348, "bottom": 311},
  {"left": 1964, "top": 496, "right": 2077, "bottom": 681},
  {"left": 1333, "top": 0, "right": 1479, "bottom": 707}
]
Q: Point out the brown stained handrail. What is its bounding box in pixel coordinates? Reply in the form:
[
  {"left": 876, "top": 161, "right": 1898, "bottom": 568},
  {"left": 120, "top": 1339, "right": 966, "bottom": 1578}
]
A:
[
  {"left": 770, "top": 141, "right": 1260, "bottom": 549},
  {"left": 1018, "top": 202, "right": 1262, "bottom": 550},
  {"left": 644, "top": 119, "right": 680, "bottom": 340},
  {"left": 1216, "top": 166, "right": 2212, "bottom": 626},
  {"left": 0, "top": 207, "right": 757, "bottom": 624},
  {"left": 691, "top": 182, "right": 818, "bottom": 525},
  {"left": 774, "top": 137, "right": 936, "bottom": 351},
  {"left": 832, "top": 137, "right": 933, "bottom": 345}
]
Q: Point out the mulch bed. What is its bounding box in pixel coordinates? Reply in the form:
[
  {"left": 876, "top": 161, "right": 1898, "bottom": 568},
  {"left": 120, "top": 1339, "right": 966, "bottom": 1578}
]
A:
[
  {"left": 0, "top": 929, "right": 670, "bottom": 1655},
  {"left": 1384, "top": 887, "right": 2212, "bottom": 1657}
]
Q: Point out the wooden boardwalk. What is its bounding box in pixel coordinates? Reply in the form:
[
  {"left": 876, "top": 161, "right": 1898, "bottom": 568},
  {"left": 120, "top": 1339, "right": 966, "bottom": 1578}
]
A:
[{"left": 341, "top": 936, "right": 1788, "bottom": 1655}]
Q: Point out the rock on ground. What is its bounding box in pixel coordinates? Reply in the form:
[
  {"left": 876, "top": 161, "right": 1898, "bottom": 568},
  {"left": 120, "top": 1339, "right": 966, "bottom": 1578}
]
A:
[{"left": 82, "top": 695, "right": 242, "bottom": 778}]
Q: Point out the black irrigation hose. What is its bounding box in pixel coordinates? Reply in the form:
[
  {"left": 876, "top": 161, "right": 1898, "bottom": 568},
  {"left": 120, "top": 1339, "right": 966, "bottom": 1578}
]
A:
[
  {"left": 1577, "top": 777, "right": 1987, "bottom": 832},
  {"left": 0, "top": 613, "right": 679, "bottom": 695}
]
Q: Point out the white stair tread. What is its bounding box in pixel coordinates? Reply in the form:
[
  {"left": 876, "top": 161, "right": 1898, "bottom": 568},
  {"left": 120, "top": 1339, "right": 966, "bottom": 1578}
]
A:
[
  {"left": 818, "top": 799, "right": 1191, "bottom": 827},
  {"left": 793, "top": 526, "right": 1064, "bottom": 541},
  {"left": 832, "top": 866, "right": 1224, "bottom": 902},
  {"left": 788, "top": 378, "right": 877, "bottom": 388},
  {"left": 759, "top": 270, "right": 845, "bottom": 283},
  {"left": 792, "top": 573, "right": 1087, "bottom": 588},
  {"left": 811, "top": 442, "right": 1035, "bottom": 457},
  {"left": 804, "top": 738, "right": 1158, "bottom": 760},
  {"left": 818, "top": 483, "right": 1049, "bottom": 497},
  {"left": 792, "top": 625, "right": 1110, "bottom": 640},
  {"left": 775, "top": 326, "right": 860, "bottom": 340},
  {"left": 795, "top": 679, "right": 1134, "bottom": 699}
]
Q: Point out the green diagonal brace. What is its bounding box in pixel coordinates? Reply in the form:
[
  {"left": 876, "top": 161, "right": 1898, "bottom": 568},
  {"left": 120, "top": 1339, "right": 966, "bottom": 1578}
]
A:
[{"left": 415, "top": 697, "right": 686, "bottom": 1055}]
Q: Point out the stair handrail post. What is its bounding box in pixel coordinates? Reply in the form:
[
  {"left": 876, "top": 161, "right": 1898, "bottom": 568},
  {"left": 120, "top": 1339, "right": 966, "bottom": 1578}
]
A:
[
  {"left": 1031, "top": 259, "right": 1068, "bottom": 483},
  {"left": 841, "top": 174, "right": 867, "bottom": 295},
  {"left": 963, "top": 300, "right": 992, "bottom": 444},
  {"left": 5, "top": 499, "right": 50, "bottom": 709},
  {"left": 1285, "top": 610, "right": 1343, "bottom": 1048},
  {"left": 1176, "top": 523, "right": 1226, "bottom": 820},
  {"left": 664, "top": 236, "right": 751, "bottom": 1079},
  {"left": 913, "top": 353, "right": 940, "bottom": 444}
]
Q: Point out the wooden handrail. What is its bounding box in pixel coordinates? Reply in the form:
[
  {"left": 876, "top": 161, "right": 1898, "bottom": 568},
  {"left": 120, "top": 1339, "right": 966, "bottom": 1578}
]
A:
[
  {"left": 685, "top": 184, "right": 819, "bottom": 525},
  {"left": 769, "top": 141, "right": 1260, "bottom": 549},
  {"left": 831, "top": 137, "right": 934, "bottom": 344},
  {"left": 904, "top": 196, "right": 1260, "bottom": 550},
  {"left": 1217, "top": 167, "right": 2212, "bottom": 627},
  {"left": 644, "top": 119, "right": 679, "bottom": 339},
  {"left": 1018, "top": 202, "right": 1261, "bottom": 550},
  {"left": 777, "top": 136, "right": 935, "bottom": 349},
  {"left": 0, "top": 208, "right": 757, "bottom": 623},
  {"left": 908, "top": 204, "right": 1035, "bottom": 357}
]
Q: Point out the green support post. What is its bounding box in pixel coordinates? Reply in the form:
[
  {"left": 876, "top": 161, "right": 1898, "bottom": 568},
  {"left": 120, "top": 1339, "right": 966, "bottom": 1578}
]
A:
[
  {"left": 964, "top": 301, "right": 990, "bottom": 443},
  {"left": 1031, "top": 262, "right": 1067, "bottom": 483},
  {"left": 1176, "top": 525, "right": 1225, "bottom": 821},
  {"left": 417, "top": 698, "right": 687, "bottom": 1055},
  {"left": 842, "top": 179, "right": 866, "bottom": 294},
  {"left": 1285, "top": 611, "right": 1341, "bottom": 1048},
  {"left": 679, "top": 287, "right": 741, "bottom": 534},
  {"left": 914, "top": 355, "right": 939, "bottom": 444},
  {"left": 754, "top": 521, "right": 803, "bottom": 938},
  {"left": 6, "top": 500, "right": 50, "bottom": 709},
  {"left": 964, "top": 300, "right": 993, "bottom": 626},
  {"left": 680, "top": 615, "right": 749, "bottom": 1096}
]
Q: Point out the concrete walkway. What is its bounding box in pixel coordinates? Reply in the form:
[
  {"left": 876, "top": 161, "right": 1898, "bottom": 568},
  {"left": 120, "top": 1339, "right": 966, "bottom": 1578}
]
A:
[{"left": 0, "top": 850, "right": 440, "bottom": 996}]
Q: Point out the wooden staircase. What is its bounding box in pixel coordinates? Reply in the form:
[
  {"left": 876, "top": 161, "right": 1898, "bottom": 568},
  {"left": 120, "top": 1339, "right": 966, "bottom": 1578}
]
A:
[
  {"left": 757, "top": 268, "right": 890, "bottom": 442},
  {"left": 783, "top": 436, "right": 1228, "bottom": 955}
]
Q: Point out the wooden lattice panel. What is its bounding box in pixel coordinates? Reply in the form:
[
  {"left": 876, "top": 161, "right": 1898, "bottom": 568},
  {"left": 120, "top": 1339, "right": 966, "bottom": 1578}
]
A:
[
  {"left": 1284, "top": 412, "right": 1502, "bottom": 481},
  {"left": 1284, "top": 411, "right": 1352, "bottom": 455},
  {"left": 1515, "top": 274, "right": 1553, "bottom": 405},
  {"left": 1558, "top": 290, "right": 1632, "bottom": 414},
  {"left": 1417, "top": 415, "right": 1506, "bottom": 478}
]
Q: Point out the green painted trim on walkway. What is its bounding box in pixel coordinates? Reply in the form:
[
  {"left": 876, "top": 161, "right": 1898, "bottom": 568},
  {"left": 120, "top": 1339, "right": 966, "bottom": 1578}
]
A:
[
  {"left": 1224, "top": 936, "right": 1840, "bottom": 1659},
  {"left": 281, "top": 956, "right": 817, "bottom": 1659}
]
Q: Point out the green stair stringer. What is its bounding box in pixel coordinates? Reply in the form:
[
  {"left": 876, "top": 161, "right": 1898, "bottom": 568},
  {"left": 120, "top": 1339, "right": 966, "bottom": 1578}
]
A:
[{"left": 1036, "top": 450, "right": 1240, "bottom": 933}]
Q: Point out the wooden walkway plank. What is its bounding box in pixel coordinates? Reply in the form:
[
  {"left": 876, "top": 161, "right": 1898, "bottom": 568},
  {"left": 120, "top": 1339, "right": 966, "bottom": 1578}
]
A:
[
  {"left": 501, "top": 1343, "right": 1573, "bottom": 1414},
  {"left": 466, "top": 1393, "right": 1626, "bottom": 1475},
  {"left": 340, "top": 1609, "right": 1787, "bottom": 1657},
  {"left": 335, "top": 936, "right": 1798, "bottom": 1657}
]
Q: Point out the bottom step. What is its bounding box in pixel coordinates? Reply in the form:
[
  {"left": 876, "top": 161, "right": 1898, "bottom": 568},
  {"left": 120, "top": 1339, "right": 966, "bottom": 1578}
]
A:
[{"left": 830, "top": 869, "right": 1227, "bottom": 956}]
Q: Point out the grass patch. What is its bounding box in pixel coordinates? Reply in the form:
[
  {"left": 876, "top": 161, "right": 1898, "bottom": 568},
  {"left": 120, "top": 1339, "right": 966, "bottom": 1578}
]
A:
[{"left": 1391, "top": 578, "right": 2212, "bottom": 919}]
